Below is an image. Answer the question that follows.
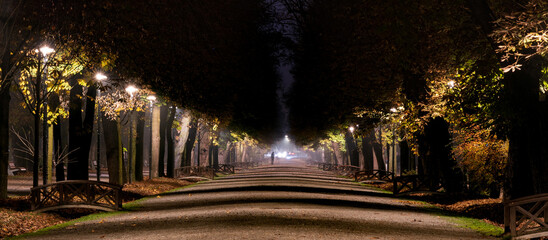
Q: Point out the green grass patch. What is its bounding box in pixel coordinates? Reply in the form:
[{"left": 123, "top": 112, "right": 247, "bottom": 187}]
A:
[
  {"left": 9, "top": 211, "right": 127, "bottom": 240},
  {"left": 445, "top": 215, "right": 504, "bottom": 237},
  {"left": 122, "top": 197, "right": 150, "bottom": 210},
  {"left": 214, "top": 174, "right": 228, "bottom": 180},
  {"left": 356, "top": 182, "right": 393, "bottom": 194}
]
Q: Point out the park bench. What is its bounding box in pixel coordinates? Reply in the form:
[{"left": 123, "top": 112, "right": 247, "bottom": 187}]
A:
[
  {"left": 31, "top": 180, "right": 122, "bottom": 212},
  {"left": 504, "top": 193, "right": 548, "bottom": 239},
  {"left": 392, "top": 175, "right": 443, "bottom": 195},
  {"left": 353, "top": 169, "right": 394, "bottom": 182},
  {"left": 8, "top": 162, "right": 26, "bottom": 176},
  {"left": 176, "top": 166, "right": 215, "bottom": 179}
]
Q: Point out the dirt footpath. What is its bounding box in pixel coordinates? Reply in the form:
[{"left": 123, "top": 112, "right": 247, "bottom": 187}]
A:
[{"left": 22, "top": 163, "right": 496, "bottom": 240}]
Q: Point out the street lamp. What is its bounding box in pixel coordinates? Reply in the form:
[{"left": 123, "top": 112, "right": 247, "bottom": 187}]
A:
[
  {"left": 146, "top": 95, "right": 156, "bottom": 179},
  {"left": 94, "top": 73, "right": 107, "bottom": 182},
  {"left": 447, "top": 80, "right": 456, "bottom": 88},
  {"left": 125, "top": 85, "right": 138, "bottom": 98},
  {"left": 39, "top": 45, "right": 54, "bottom": 185},
  {"left": 349, "top": 126, "right": 355, "bottom": 133},
  {"left": 125, "top": 85, "right": 138, "bottom": 183}
]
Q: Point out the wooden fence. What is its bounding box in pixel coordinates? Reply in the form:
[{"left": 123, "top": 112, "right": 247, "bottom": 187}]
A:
[
  {"left": 335, "top": 165, "right": 360, "bottom": 177},
  {"left": 212, "top": 164, "right": 235, "bottom": 174},
  {"left": 31, "top": 180, "right": 122, "bottom": 212},
  {"left": 392, "top": 175, "right": 443, "bottom": 195},
  {"left": 353, "top": 170, "right": 394, "bottom": 182},
  {"left": 504, "top": 193, "right": 548, "bottom": 239}
]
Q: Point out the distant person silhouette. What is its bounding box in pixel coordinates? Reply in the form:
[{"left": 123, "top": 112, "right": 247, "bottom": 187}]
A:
[{"left": 271, "top": 152, "right": 275, "bottom": 165}]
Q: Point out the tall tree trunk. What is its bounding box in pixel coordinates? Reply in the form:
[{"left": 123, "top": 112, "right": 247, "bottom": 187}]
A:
[
  {"left": 47, "top": 125, "right": 53, "bottom": 183},
  {"left": 361, "top": 132, "right": 374, "bottom": 171},
  {"left": 0, "top": 87, "right": 10, "bottom": 199},
  {"left": 331, "top": 141, "right": 342, "bottom": 165},
  {"left": 54, "top": 116, "right": 64, "bottom": 181},
  {"left": 323, "top": 144, "right": 332, "bottom": 163},
  {"left": 157, "top": 105, "right": 168, "bottom": 177},
  {"left": 102, "top": 112, "right": 121, "bottom": 184},
  {"left": 181, "top": 118, "right": 197, "bottom": 167},
  {"left": 166, "top": 106, "right": 176, "bottom": 178},
  {"left": 222, "top": 141, "right": 232, "bottom": 164},
  {"left": 399, "top": 139, "right": 410, "bottom": 173},
  {"left": 345, "top": 132, "right": 359, "bottom": 166},
  {"left": 68, "top": 81, "right": 96, "bottom": 180},
  {"left": 208, "top": 142, "right": 213, "bottom": 166},
  {"left": 212, "top": 145, "right": 219, "bottom": 167},
  {"left": 372, "top": 128, "right": 385, "bottom": 171},
  {"left": 242, "top": 144, "right": 248, "bottom": 163},
  {"left": 200, "top": 130, "right": 210, "bottom": 165},
  {"left": 175, "top": 110, "right": 191, "bottom": 166},
  {"left": 420, "top": 118, "right": 464, "bottom": 193},
  {"left": 129, "top": 112, "right": 136, "bottom": 182},
  {"left": 150, "top": 105, "right": 161, "bottom": 178},
  {"left": 505, "top": 69, "right": 546, "bottom": 198},
  {"left": 135, "top": 111, "right": 145, "bottom": 181}
]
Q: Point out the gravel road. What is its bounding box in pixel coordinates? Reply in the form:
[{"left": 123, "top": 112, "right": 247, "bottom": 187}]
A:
[{"left": 24, "top": 160, "right": 495, "bottom": 240}]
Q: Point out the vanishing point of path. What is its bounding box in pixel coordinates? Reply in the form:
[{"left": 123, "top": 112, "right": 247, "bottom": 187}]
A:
[{"left": 25, "top": 160, "right": 495, "bottom": 240}]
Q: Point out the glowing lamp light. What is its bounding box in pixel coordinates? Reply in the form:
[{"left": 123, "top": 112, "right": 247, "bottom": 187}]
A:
[
  {"left": 147, "top": 95, "right": 157, "bottom": 102},
  {"left": 39, "top": 46, "right": 54, "bottom": 56},
  {"left": 447, "top": 80, "right": 456, "bottom": 88},
  {"left": 349, "top": 126, "right": 355, "bottom": 133},
  {"left": 125, "top": 85, "right": 138, "bottom": 97},
  {"left": 95, "top": 73, "right": 107, "bottom": 81}
]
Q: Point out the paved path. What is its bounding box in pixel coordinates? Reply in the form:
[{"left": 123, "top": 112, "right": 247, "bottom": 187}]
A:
[{"left": 26, "top": 160, "right": 494, "bottom": 239}]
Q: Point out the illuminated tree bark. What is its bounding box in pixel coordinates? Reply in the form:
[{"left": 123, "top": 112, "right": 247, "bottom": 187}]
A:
[
  {"left": 150, "top": 105, "right": 160, "bottom": 178},
  {"left": 135, "top": 111, "right": 145, "bottom": 181},
  {"left": 0, "top": 87, "right": 9, "bottom": 199},
  {"left": 102, "top": 112, "right": 122, "bottom": 184},
  {"left": 181, "top": 118, "right": 197, "bottom": 167},
  {"left": 166, "top": 106, "right": 176, "bottom": 178},
  {"left": 158, "top": 105, "right": 169, "bottom": 177}
]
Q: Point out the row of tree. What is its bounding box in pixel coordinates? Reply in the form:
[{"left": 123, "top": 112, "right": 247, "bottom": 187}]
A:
[
  {"left": 283, "top": 0, "right": 548, "bottom": 199},
  {"left": 1, "top": 0, "right": 283, "bottom": 199}
]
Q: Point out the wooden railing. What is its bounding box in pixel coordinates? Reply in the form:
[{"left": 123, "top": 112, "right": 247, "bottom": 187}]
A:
[
  {"left": 335, "top": 165, "right": 360, "bottom": 177},
  {"left": 353, "top": 170, "right": 394, "bottom": 182},
  {"left": 318, "top": 163, "right": 338, "bottom": 171},
  {"left": 31, "top": 180, "right": 122, "bottom": 212},
  {"left": 392, "top": 175, "right": 442, "bottom": 195},
  {"left": 504, "top": 193, "right": 548, "bottom": 239},
  {"left": 212, "top": 164, "right": 235, "bottom": 174},
  {"left": 175, "top": 166, "right": 215, "bottom": 179}
]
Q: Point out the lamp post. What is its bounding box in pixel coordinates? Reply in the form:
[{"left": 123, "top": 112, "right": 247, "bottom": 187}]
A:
[
  {"left": 146, "top": 95, "right": 156, "bottom": 179},
  {"left": 94, "top": 73, "right": 107, "bottom": 182},
  {"left": 390, "top": 107, "right": 399, "bottom": 176},
  {"left": 39, "top": 46, "right": 54, "bottom": 185},
  {"left": 125, "top": 85, "right": 138, "bottom": 183}
]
